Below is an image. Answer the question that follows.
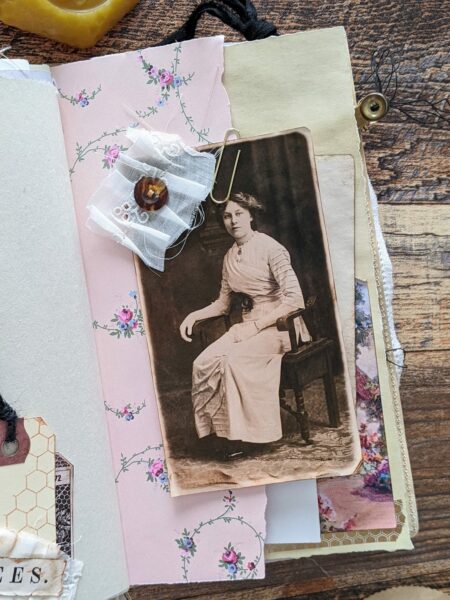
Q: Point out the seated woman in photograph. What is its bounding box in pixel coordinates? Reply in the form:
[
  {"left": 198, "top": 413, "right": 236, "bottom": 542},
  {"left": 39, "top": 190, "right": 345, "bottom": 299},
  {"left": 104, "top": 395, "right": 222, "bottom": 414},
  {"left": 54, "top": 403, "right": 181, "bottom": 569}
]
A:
[{"left": 179, "top": 192, "right": 310, "bottom": 458}]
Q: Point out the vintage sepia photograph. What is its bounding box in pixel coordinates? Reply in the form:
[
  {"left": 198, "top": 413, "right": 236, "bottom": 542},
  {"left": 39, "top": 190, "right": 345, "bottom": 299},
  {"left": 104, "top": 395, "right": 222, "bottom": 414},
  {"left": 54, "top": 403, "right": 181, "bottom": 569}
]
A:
[{"left": 137, "top": 129, "right": 360, "bottom": 496}]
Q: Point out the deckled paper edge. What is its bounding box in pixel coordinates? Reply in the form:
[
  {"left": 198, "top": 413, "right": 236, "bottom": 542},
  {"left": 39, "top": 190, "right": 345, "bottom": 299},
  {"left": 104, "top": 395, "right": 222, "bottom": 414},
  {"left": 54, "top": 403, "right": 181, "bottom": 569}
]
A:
[{"left": 363, "top": 174, "right": 418, "bottom": 538}]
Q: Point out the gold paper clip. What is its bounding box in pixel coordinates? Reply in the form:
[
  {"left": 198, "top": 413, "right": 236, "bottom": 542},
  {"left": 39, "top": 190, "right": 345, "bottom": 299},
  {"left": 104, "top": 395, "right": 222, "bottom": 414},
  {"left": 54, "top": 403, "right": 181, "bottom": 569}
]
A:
[
  {"left": 210, "top": 128, "right": 241, "bottom": 204},
  {"left": 355, "top": 92, "right": 389, "bottom": 129}
]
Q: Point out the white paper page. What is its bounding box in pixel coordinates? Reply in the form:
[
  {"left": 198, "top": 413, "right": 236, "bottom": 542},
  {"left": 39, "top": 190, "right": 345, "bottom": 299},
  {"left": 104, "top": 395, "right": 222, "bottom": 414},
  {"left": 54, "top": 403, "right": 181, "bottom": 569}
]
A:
[
  {"left": 265, "top": 479, "right": 320, "bottom": 544},
  {"left": 0, "top": 74, "right": 128, "bottom": 600},
  {"left": 0, "top": 58, "right": 29, "bottom": 70},
  {"left": 0, "top": 59, "right": 52, "bottom": 82}
]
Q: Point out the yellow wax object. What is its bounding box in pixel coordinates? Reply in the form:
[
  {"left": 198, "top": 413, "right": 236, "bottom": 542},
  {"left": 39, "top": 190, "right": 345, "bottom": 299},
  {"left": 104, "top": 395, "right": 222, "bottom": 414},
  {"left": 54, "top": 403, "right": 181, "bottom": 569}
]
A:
[{"left": 0, "top": 0, "right": 140, "bottom": 49}]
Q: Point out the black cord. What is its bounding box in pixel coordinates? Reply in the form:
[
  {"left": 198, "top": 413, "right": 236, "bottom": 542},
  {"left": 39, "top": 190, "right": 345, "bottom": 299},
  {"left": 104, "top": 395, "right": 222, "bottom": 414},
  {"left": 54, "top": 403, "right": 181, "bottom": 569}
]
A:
[
  {"left": 0, "top": 394, "right": 18, "bottom": 444},
  {"left": 157, "top": 0, "right": 277, "bottom": 46}
]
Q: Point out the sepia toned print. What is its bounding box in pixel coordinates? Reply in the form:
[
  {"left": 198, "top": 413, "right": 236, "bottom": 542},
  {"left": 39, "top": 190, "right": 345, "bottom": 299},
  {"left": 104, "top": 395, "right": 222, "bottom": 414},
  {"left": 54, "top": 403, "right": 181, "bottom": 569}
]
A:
[{"left": 137, "top": 129, "right": 360, "bottom": 496}]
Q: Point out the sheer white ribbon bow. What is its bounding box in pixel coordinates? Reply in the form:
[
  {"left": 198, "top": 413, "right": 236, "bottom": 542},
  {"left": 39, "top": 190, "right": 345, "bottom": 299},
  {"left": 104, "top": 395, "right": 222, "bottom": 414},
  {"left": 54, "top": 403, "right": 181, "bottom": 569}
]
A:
[{"left": 87, "top": 128, "right": 215, "bottom": 271}]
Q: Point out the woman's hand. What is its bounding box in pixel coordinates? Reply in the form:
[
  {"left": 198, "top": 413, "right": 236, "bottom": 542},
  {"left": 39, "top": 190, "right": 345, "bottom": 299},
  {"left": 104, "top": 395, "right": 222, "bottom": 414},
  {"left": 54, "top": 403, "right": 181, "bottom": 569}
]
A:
[
  {"left": 179, "top": 312, "right": 197, "bottom": 342},
  {"left": 229, "top": 321, "right": 259, "bottom": 343}
]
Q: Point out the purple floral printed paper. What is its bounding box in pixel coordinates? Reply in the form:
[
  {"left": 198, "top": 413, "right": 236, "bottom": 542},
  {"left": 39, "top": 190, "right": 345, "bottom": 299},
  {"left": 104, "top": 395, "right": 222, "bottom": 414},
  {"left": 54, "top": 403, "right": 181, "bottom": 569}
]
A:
[{"left": 317, "top": 280, "right": 396, "bottom": 532}]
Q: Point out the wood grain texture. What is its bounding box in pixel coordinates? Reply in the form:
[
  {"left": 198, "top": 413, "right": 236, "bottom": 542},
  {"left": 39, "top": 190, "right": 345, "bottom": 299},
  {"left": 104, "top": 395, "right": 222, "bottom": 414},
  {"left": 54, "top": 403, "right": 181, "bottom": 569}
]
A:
[
  {"left": 379, "top": 205, "right": 450, "bottom": 350},
  {"left": 1, "top": 1, "right": 448, "bottom": 598}
]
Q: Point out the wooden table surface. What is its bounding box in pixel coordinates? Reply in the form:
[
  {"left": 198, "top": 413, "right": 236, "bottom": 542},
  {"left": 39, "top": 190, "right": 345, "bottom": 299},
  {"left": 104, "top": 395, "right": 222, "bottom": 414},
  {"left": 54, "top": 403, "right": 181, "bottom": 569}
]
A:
[{"left": 2, "top": 2, "right": 448, "bottom": 598}]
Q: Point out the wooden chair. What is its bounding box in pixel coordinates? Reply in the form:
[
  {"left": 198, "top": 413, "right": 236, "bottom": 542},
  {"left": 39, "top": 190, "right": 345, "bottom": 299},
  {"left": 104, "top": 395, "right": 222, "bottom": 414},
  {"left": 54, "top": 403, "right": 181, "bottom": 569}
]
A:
[
  {"left": 276, "top": 296, "right": 340, "bottom": 444},
  {"left": 192, "top": 296, "right": 340, "bottom": 445}
]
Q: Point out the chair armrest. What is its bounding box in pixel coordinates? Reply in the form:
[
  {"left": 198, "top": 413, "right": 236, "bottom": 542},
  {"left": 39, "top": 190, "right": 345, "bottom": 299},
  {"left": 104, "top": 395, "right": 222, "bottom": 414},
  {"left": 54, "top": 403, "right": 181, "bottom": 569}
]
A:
[
  {"left": 192, "top": 314, "right": 230, "bottom": 335},
  {"left": 276, "top": 308, "right": 305, "bottom": 332},
  {"left": 276, "top": 297, "right": 317, "bottom": 353},
  {"left": 192, "top": 314, "right": 230, "bottom": 349}
]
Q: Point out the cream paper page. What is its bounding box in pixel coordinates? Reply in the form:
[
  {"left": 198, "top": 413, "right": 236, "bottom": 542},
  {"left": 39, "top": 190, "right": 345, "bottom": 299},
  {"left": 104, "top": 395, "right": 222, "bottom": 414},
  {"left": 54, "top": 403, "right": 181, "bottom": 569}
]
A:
[
  {"left": 225, "top": 30, "right": 358, "bottom": 372},
  {"left": 0, "top": 73, "right": 129, "bottom": 598},
  {"left": 316, "top": 154, "right": 355, "bottom": 381},
  {"left": 224, "top": 27, "right": 416, "bottom": 556}
]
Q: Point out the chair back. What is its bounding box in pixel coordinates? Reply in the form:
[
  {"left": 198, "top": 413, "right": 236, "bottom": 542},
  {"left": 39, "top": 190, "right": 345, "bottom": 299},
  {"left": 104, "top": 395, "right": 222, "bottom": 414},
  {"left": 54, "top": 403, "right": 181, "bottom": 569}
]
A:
[{"left": 300, "top": 296, "right": 319, "bottom": 342}]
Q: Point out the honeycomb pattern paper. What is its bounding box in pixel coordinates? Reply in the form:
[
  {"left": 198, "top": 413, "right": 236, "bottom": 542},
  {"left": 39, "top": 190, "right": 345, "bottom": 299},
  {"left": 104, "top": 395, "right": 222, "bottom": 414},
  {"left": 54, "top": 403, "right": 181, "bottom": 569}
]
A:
[{"left": 0, "top": 418, "right": 56, "bottom": 542}]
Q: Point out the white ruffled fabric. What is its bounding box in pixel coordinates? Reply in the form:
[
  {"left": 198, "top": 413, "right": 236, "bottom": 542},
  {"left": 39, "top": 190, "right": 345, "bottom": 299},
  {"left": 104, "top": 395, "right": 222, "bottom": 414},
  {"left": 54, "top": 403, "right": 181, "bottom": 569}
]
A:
[
  {"left": 87, "top": 129, "right": 215, "bottom": 271},
  {"left": 0, "top": 527, "right": 83, "bottom": 600},
  {"left": 370, "top": 180, "right": 404, "bottom": 381}
]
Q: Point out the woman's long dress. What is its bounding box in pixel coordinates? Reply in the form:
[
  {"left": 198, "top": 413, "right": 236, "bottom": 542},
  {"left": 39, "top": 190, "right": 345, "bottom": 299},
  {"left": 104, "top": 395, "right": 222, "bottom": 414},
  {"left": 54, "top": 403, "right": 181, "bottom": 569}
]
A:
[{"left": 192, "top": 231, "right": 309, "bottom": 444}]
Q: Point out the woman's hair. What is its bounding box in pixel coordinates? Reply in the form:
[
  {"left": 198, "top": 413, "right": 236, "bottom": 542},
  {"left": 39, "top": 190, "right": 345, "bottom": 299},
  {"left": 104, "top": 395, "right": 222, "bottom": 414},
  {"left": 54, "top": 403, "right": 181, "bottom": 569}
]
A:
[{"left": 216, "top": 192, "right": 264, "bottom": 229}]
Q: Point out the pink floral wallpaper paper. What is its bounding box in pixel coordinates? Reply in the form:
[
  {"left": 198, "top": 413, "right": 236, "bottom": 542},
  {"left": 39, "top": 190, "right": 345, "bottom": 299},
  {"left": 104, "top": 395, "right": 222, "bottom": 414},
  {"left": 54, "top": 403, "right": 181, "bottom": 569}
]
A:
[{"left": 51, "top": 36, "right": 267, "bottom": 585}]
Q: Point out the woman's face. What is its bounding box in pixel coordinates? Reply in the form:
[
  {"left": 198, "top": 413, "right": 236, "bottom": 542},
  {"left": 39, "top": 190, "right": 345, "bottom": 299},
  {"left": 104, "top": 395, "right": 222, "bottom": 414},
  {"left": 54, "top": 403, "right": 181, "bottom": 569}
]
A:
[{"left": 222, "top": 200, "right": 253, "bottom": 242}]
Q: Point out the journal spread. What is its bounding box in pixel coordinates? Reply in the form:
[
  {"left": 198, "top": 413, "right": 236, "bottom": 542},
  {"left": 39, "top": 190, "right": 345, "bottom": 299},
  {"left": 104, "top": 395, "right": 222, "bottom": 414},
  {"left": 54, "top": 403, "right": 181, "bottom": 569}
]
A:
[{"left": 0, "top": 26, "right": 416, "bottom": 598}]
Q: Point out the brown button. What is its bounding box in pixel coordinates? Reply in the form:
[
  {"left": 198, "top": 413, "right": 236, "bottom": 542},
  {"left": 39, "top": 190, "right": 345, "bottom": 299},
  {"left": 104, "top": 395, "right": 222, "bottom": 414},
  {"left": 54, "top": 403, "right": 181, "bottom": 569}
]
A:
[{"left": 134, "top": 176, "right": 168, "bottom": 211}]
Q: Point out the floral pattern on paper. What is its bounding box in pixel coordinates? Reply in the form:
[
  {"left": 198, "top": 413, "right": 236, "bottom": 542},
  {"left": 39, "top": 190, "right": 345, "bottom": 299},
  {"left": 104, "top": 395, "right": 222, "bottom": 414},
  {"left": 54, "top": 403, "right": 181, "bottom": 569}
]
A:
[
  {"left": 52, "top": 38, "right": 265, "bottom": 584},
  {"left": 355, "top": 280, "right": 392, "bottom": 497},
  {"left": 104, "top": 399, "right": 146, "bottom": 421},
  {"left": 69, "top": 127, "right": 128, "bottom": 177},
  {"left": 355, "top": 283, "right": 373, "bottom": 355},
  {"left": 66, "top": 45, "right": 210, "bottom": 179},
  {"left": 136, "top": 43, "right": 210, "bottom": 142},
  {"left": 93, "top": 290, "right": 145, "bottom": 339},
  {"left": 102, "top": 143, "right": 124, "bottom": 169},
  {"left": 58, "top": 85, "right": 102, "bottom": 108},
  {"left": 146, "top": 457, "right": 170, "bottom": 493},
  {"left": 316, "top": 280, "right": 395, "bottom": 532},
  {"left": 218, "top": 543, "right": 247, "bottom": 579},
  {"left": 357, "top": 371, "right": 392, "bottom": 496},
  {"left": 318, "top": 493, "right": 357, "bottom": 532},
  {"left": 175, "top": 491, "right": 263, "bottom": 583},
  {"left": 136, "top": 49, "right": 187, "bottom": 112},
  {"left": 115, "top": 444, "right": 169, "bottom": 494}
]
